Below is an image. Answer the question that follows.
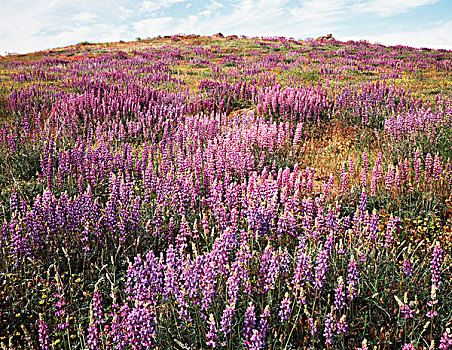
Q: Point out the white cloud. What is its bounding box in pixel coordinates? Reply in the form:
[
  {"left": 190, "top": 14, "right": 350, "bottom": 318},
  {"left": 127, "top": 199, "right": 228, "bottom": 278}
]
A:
[
  {"left": 0, "top": 0, "right": 61, "bottom": 53},
  {"left": 197, "top": 1, "right": 223, "bottom": 17},
  {"left": 288, "top": 0, "right": 351, "bottom": 23},
  {"left": 140, "top": 0, "right": 187, "bottom": 13},
  {"left": 356, "top": 0, "right": 439, "bottom": 17},
  {"left": 356, "top": 20, "right": 452, "bottom": 49},
  {"left": 140, "top": 1, "right": 161, "bottom": 12},
  {"left": 173, "top": 0, "right": 343, "bottom": 38},
  {"left": 199, "top": 10, "right": 212, "bottom": 16},
  {"left": 72, "top": 12, "right": 98, "bottom": 24},
  {"left": 0, "top": 1, "right": 133, "bottom": 54},
  {"left": 206, "top": 1, "right": 224, "bottom": 10},
  {"left": 133, "top": 17, "right": 174, "bottom": 37},
  {"left": 118, "top": 6, "right": 133, "bottom": 21}
]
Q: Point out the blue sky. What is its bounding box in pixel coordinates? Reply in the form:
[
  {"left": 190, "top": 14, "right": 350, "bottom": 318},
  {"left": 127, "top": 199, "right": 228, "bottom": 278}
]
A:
[{"left": 1, "top": 0, "right": 451, "bottom": 54}]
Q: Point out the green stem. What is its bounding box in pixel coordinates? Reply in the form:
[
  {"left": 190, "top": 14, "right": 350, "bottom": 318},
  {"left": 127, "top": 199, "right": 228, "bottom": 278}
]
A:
[{"left": 284, "top": 301, "right": 303, "bottom": 349}]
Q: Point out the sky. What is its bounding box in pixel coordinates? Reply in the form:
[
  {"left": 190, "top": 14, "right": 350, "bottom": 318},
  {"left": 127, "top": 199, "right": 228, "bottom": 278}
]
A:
[{"left": 1, "top": 0, "right": 452, "bottom": 54}]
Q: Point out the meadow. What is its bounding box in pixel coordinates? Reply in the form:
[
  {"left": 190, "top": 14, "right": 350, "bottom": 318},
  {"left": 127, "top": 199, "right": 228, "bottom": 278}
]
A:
[{"left": 0, "top": 34, "right": 451, "bottom": 349}]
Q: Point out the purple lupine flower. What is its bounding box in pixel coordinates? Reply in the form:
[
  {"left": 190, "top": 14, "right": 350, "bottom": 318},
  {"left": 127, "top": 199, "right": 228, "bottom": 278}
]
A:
[
  {"left": 292, "top": 239, "right": 312, "bottom": 299},
  {"left": 126, "top": 251, "right": 163, "bottom": 303},
  {"left": 243, "top": 302, "right": 256, "bottom": 344},
  {"left": 349, "top": 157, "right": 355, "bottom": 177},
  {"left": 247, "top": 305, "right": 270, "bottom": 350},
  {"left": 92, "top": 288, "right": 104, "bottom": 322},
  {"left": 394, "top": 167, "right": 401, "bottom": 188},
  {"left": 87, "top": 287, "right": 104, "bottom": 349},
  {"left": 163, "top": 245, "right": 178, "bottom": 298},
  {"left": 431, "top": 242, "right": 444, "bottom": 287},
  {"left": 336, "top": 315, "right": 348, "bottom": 335},
  {"left": 433, "top": 153, "right": 442, "bottom": 181},
  {"left": 308, "top": 315, "right": 317, "bottom": 336},
  {"left": 38, "top": 315, "right": 50, "bottom": 350},
  {"left": 120, "top": 301, "right": 158, "bottom": 348},
  {"left": 314, "top": 248, "right": 329, "bottom": 293},
  {"left": 402, "top": 257, "right": 413, "bottom": 276},
  {"left": 425, "top": 153, "right": 433, "bottom": 181},
  {"left": 108, "top": 291, "right": 124, "bottom": 349},
  {"left": 323, "top": 173, "right": 334, "bottom": 199},
  {"left": 362, "top": 150, "right": 368, "bottom": 174},
  {"left": 375, "top": 152, "right": 383, "bottom": 179},
  {"left": 54, "top": 291, "right": 68, "bottom": 330},
  {"left": 402, "top": 343, "right": 416, "bottom": 350},
  {"left": 334, "top": 277, "right": 346, "bottom": 310},
  {"left": 220, "top": 299, "right": 236, "bottom": 336},
  {"left": 414, "top": 148, "right": 421, "bottom": 183},
  {"left": 385, "top": 165, "right": 394, "bottom": 191},
  {"left": 427, "top": 284, "right": 439, "bottom": 319},
  {"left": 10, "top": 191, "right": 19, "bottom": 214},
  {"left": 293, "top": 123, "right": 303, "bottom": 146},
  {"left": 360, "top": 170, "right": 367, "bottom": 189},
  {"left": 366, "top": 210, "right": 379, "bottom": 241},
  {"left": 370, "top": 168, "right": 377, "bottom": 197},
  {"left": 439, "top": 328, "right": 452, "bottom": 349},
  {"left": 385, "top": 215, "right": 401, "bottom": 248},
  {"left": 347, "top": 255, "right": 359, "bottom": 301},
  {"left": 258, "top": 244, "right": 280, "bottom": 293},
  {"left": 259, "top": 305, "right": 271, "bottom": 336},
  {"left": 394, "top": 295, "right": 414, "bottom": 319},
  {"left": 340, "top": 171, "right": 348, "bottom": 197},
  {"left": 278, "top": 292, "right": 291, "bottom": 322},
  {"left": 359, "top": 189, "right": 367, "bottom": 213},
  {"left": 324, "top": 312, "right": 335, "bottom": 345},
  {"left": 206, "top": 313, "right": 219, "bottom": 348}
]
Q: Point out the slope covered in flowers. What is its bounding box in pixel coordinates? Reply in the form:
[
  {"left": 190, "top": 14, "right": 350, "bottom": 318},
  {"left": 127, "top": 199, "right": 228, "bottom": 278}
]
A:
[{"left": 0, "top": 35, "right": 451, "bottom": 349}]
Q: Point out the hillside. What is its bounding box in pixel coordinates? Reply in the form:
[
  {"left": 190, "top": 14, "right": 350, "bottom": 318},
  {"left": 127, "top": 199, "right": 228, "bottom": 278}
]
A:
[{"left": 0, "top": 35, "right": 451, "bottom": 349}]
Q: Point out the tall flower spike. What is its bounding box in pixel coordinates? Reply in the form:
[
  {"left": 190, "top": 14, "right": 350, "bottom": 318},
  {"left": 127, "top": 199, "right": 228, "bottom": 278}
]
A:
[
  {"left": 348, "top": 157, "right": 355, "bottom": 177},
  {"left": 347, "top": 255, "right": 359, "bottom": 301},
  {"left": 402, "top": 257, "right": 413, "bottom": 277},
  {"left": 206, "top": 313, "right": 219, "bottom": 348},
  {"left": 370, "top": 167, "right": 377, "bottom": 197},
  {"left": 278, "top": 292, "right": 291, "bottom": 322},
  {"left": 431, "top": 241, "right": 444, "bottom": 287},
  {"left": 362, "top": 150, "right": 368, "bottom": 174},
  {"left": 336, "top": 315, "right": 348, "bottom": 335},
  {"left": 38, "top": 314, "right": 50, "bottom": 350},
  {"left": 220, "top": 299, "right": 236, "bottom": 336},
  {"left": 243, "top": 302, "right": 256, "bottom": 345},
  {"left": 334, "top": 277, "right": 346, "bottom": 310},
  {"left": 324, "top": 312, "right": 335, "bottom": 345},
  {"left": 314, "top": 248, "right": 329, "bottom": 293},
  {"left": 394, "top": 295, "right": 414, "bottom": 319}
]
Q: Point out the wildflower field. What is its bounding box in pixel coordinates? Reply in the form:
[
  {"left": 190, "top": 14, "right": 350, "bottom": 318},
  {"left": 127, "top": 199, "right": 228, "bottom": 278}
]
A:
[{"left": 0, "top": 35, "right": 452, "bottom": 349}]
